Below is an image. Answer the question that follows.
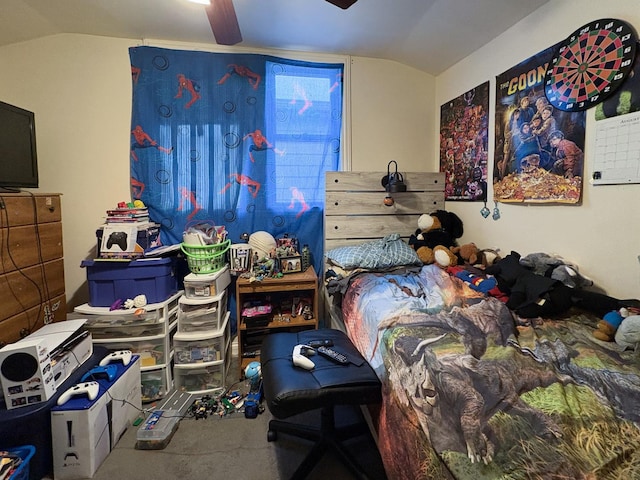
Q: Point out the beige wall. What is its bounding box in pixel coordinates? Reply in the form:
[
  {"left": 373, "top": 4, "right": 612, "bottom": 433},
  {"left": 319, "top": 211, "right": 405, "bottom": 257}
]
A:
[
  {"left": 350, "top": 56, "right": 435, "bottom": 171},
  {"left": 0, "top": 34, "right": 435, "bottom": 309},
  {"left": 436, "top": 0, "right": 640, "bottom": 299}
]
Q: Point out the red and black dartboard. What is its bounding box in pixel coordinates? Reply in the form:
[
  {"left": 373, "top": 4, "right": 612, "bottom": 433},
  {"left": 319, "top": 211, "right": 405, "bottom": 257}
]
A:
[{"left": 544, "top": 18, "right": 637, "bottom": 111}]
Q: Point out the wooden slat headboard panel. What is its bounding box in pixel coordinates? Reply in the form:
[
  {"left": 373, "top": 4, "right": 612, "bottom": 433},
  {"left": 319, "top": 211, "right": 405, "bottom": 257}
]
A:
[{"left": 324, "top": 171, "right": 445, "bottom": 250}]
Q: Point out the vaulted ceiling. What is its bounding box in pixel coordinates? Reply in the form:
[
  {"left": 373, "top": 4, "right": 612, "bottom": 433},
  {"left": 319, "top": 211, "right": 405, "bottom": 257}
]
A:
[{"left": 2, "top": 0, "right": 550, "bottom": 75}]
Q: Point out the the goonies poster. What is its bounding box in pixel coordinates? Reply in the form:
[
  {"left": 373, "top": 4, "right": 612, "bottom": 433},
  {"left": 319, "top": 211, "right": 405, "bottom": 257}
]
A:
[{"left": 493, "top": 43, "right": 587, "bottom": 203}]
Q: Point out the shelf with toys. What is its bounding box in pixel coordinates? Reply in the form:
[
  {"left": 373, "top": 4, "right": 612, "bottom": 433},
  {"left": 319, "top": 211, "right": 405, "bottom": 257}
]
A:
[{"left": 235, "top": 266, "right": 318, "bottom": 377}]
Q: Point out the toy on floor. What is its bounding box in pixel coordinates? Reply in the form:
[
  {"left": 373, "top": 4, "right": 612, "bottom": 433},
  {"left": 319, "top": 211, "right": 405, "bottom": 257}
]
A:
[
  {"left": 190, "top": 395, "right": 218, "bottom": 419},
  {"left": 244, "top": 361, "right": 262, "bottom": 390}
]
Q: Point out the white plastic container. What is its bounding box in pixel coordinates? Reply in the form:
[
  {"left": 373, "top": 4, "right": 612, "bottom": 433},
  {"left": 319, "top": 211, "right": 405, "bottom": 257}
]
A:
[
  {"left": 183, "top": 265, "right": 231, "bottom": 299},
  {"left": 173, "top": 312, "right": 231, "bottom": 394},
  {"left": 173, "top": 314, "right": 230, "bottom": 365},
  {"left": 141, "top": 367, "right": 170, "bottom": 403},
  {"left": 173, "top": 362, "right": 226, "bottom": 394},
  {"left": 178, "top": 291, "right": 227, "bottom": 332}
]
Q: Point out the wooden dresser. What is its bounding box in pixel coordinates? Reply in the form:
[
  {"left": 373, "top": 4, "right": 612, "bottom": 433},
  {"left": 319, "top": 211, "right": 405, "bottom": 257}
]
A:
[{"left": 0, "top": 193, "right": 66, "bottom": 346}]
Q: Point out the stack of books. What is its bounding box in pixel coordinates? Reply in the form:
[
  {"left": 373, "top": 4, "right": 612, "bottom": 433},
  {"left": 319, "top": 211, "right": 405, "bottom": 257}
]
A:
[{"left": 105, "top": 206, "right": 150, "bottom": 224}]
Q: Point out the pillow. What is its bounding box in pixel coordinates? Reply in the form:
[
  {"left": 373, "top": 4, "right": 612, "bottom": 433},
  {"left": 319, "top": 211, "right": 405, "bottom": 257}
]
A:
[{"left": 325, "top": 233, "right": 422, "bottom": 270}]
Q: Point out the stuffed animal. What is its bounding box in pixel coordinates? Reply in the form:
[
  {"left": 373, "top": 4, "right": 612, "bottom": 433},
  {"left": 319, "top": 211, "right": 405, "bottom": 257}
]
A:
[
  {"left": 447, "top": 265, "right": 497, "bottom": 293},
  {"left": 615, "top": 314, "right": 640, "bottom": 350},
  {"left": 433, "top": 245, "right": 458, "bottom": 268},
  {"left": 451, "top": 243, "right": 501, "bottom": 270},
  {"left": 477, "top": 248, "right": 502, "bottom": 269},
  {"left": 451, "top": 243, "right": 480, "bottom": 266},
  {"left": 408, "top": 210, "right": 463, "bottom": 266},
  {"left": 593, "top": 309, "right": 625, "bottom": 342},
  {"left": 593, "top": 307, "right": 640, "bottom": 348}
]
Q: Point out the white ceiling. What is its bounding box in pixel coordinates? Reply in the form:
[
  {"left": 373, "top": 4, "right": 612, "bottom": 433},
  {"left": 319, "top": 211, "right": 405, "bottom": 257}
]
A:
[{"left": 1, "top": 0, "right": 550, "bottom": 75}]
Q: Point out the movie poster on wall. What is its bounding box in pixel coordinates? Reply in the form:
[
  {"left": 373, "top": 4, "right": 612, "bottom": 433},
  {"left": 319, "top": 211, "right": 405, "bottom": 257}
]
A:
[
  {"left": 439, "top": 81, "right": 489, "bottom": 201},
  {"left": 493, "top": 43, "right": 587, "bottom": 203}
]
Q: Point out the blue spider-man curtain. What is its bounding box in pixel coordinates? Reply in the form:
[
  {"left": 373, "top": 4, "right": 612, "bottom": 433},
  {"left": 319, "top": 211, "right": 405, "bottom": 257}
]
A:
[{"left": 129, "top": 46, "right": 343, "bottom": 278}]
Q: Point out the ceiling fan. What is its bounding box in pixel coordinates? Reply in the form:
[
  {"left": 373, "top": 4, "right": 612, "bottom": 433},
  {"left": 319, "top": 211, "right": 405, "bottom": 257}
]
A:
[{"left": 204, "top": 0, "right": 358, "bottom": 46}]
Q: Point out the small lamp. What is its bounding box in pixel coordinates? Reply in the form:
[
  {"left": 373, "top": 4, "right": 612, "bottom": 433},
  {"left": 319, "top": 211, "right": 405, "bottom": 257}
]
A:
[{"left": 381, "top": 160, "right": 407, "bottom": 206}]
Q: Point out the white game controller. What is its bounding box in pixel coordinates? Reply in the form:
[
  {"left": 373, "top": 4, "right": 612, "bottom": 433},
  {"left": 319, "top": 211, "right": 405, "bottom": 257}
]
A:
[
  {"left": 99, "top": 350, "right": 132, "bottom": 367},
  {"left": 57, "top": 381, "right": 100, "bottom": 405},
  {"left": 292, "top": 344, "right": 315, "bottom": 370}
]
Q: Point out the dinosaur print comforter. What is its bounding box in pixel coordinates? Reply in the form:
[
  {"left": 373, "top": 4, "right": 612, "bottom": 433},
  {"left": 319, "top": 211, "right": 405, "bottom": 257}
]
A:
[{"left": 336, "top": 264, "right": 640, "bottom": 480}]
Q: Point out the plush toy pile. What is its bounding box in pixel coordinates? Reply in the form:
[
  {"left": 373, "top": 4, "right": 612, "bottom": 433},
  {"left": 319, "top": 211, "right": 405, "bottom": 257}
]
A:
[
  {"left": 408, "top": 210, "right": 463, "bottom": 267},
  {"left": 593, "top": 307, "right": 640, "bottom": 350}
]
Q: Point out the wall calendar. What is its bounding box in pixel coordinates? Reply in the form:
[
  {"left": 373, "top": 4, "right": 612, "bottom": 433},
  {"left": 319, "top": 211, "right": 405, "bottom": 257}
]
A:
[{"left": 592, "top": 110, "right": 640, "bottom": 185}]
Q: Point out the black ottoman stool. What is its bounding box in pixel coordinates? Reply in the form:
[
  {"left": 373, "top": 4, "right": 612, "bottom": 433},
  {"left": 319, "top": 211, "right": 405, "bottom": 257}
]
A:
[{"left": 261, "top": 329, "right": 382, "bottom": 480}]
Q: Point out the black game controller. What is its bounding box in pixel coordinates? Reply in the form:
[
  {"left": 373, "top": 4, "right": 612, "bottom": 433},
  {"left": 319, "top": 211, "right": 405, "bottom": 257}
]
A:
[{"left": 106, "top": 231, "right": 128, "bottom": 250}]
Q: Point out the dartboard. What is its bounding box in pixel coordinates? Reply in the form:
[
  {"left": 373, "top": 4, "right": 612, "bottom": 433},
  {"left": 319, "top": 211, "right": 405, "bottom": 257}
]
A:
[{"left": 544, "top": 18, "right": 637, "bottom": 111}]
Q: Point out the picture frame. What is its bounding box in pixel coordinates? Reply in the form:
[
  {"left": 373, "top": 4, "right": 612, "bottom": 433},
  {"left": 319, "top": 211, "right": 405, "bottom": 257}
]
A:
[
  {"left": 276, "top": 234, "right": 299, "bottom": 256},
  {"left": 280, "top": 255, "right": 301, "bottom": 274}
]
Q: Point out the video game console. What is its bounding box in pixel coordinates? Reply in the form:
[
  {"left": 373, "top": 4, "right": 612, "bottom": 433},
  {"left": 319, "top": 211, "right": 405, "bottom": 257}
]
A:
[
  {"left": 81, "top": 364, "right": 118, "bottom": 383},
  {"left": 57, "top": 381, "right": 100, "bottom": 405},
  {"left": 292, "top": 344, "right": 315, "bottom": 370},
  {"left": 99, "top": 350, "right": 132, "bottom": 367}
]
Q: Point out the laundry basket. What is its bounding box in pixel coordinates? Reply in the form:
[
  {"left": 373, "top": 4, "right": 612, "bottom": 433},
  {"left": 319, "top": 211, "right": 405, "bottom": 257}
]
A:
[
  {"left": 3, "top": 445, "right": 35, "bottom": 480},
  {"left": 181, "top": 239, "right": 230, "bottom": 274}
]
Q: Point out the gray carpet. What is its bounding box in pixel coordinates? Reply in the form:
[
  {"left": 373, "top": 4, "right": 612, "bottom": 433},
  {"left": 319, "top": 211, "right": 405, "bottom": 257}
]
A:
[{"left": 89, "top": 359, "right": 388, "bottom": 480}]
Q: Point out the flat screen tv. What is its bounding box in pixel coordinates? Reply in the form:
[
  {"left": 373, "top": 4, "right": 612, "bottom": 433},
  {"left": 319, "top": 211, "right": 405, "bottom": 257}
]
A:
[{"left": 0, "top": 100, "right": 39, "bottom": 190}]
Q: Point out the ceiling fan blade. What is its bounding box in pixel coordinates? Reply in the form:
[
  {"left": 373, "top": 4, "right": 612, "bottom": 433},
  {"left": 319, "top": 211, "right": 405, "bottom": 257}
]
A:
[
  {"left": 205, "top": 0, "right": 242, "bottom": 46},
  {"left": 326, "top": 0, "right": 358, "bottom": 9}
]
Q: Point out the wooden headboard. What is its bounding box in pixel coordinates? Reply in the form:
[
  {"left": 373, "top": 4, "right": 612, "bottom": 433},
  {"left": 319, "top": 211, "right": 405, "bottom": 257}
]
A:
[{"left": 324, "top": 171, "right": 445, "bottom": 251}]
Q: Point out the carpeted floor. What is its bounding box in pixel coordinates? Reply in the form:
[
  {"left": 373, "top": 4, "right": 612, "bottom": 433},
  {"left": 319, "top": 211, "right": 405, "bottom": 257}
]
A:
[{"left": 88, "top": 356, "right": 388, "bottom": 480}]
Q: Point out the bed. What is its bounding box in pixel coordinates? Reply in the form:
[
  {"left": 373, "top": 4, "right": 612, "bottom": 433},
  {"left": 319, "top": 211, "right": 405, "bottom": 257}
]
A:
[{"left": 323, "top": 171, "right": 640, "bottom": 479}]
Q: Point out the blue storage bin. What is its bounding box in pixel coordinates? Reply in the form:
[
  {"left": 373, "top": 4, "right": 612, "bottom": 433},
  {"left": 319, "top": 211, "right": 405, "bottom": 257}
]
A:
[
  {"left": 81, "top": 258, "right": 178, "bottom": 307},
  {"left": 4, "top": 445, "right": 35, "bottom": 480}
]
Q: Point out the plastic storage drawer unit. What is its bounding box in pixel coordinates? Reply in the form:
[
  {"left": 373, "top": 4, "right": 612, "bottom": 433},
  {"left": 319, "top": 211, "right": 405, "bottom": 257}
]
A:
[
  {"left": 174, "top": 362, "right": 226, "bottom": 394},
  {"left": 174, "top": 315, "right": 230, "bottom": 365},
  {"left": 141, "top": 368, "right": 170, "bottom": 403},
  {"left": 183, "top": 265, "right": 231, "bottom": 299},
  {"left": 177, "top": 291, "right": 227, "bottom": 332},
  {"left": 173, "top": 312, "right": 231, "bottom": 395},
  {"left": 72, "top": 309, "right": 164, "bottom": 339},
  {"left": 96, "top": 338, "right": 166, "bottom": 367},
  {"left": 81, "top": 258, "right": 178, "bottom": 307}
]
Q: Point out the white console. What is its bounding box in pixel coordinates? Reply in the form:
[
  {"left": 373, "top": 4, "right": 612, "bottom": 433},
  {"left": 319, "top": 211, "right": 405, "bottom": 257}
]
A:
[{"left": 0, "top": 320, "right": 92, "bottom": 409}]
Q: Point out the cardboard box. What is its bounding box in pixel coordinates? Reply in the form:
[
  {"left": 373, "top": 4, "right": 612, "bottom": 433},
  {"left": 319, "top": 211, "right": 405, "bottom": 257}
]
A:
[
  {"left": 51, "top": 356, "right": 141, "bottom": 479},
  {"left": 96, "top": 223, "right": 161, "bottom": 259}
]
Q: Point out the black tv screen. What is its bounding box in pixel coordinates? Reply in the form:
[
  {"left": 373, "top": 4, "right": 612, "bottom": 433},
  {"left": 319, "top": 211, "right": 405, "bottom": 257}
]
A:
[{"left": 0, "top": 100, "right": 39, "bottom": 189}]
